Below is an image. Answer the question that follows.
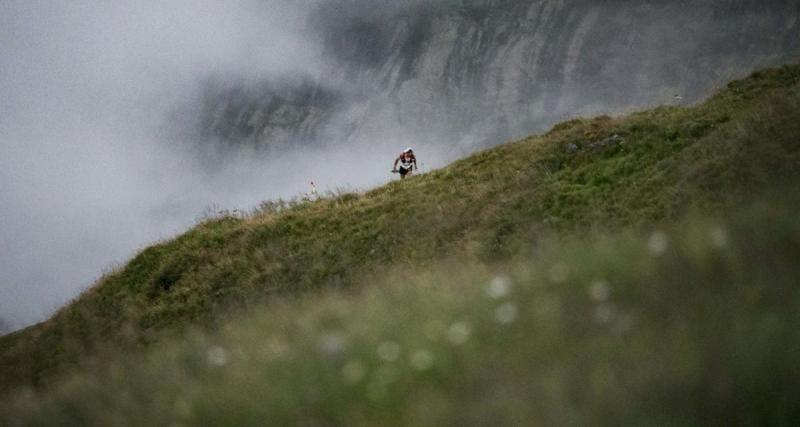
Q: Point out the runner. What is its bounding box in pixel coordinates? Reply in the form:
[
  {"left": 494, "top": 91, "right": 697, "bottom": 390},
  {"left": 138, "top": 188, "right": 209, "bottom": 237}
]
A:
[{"left": 392, "top": 148, "right": 417, "bottom": 179}]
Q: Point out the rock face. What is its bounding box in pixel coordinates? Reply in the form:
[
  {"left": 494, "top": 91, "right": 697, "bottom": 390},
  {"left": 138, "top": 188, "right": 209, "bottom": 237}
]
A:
[
  {"left": 196, "top": 78, "right": 342, "bottom": 151},
  {"left": 196, "top": 0, "right": 800, "bottom": 154}
]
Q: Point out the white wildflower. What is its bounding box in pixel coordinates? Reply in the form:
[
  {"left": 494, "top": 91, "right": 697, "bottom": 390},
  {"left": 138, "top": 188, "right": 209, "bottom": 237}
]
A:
[
  {"left": 206, "top": 346, "right": 228, "bottom": 367},
  {"left": 486, "top": 276, "right": 512, "bottom": 299},
  {"left": 446, "top": 322, "right": 471, "bottom": 345},
  {"left": 495, "top": 303, "right": 519, "bottom": 324},
  {"left": 710, "top": 227, "right": 728, "bottom": 248},
  {"left": 318, "top": 333, "right": 348, "bottom": 357},
  {"left": 648, "top": 231, "right": 668, "bottom": 255},
  {"left": 588, "top": 280, "right": 611, "bottom": 302}
]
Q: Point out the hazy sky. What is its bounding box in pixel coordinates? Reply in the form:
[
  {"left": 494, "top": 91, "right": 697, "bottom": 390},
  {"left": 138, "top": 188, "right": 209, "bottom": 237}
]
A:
[{"left": 0, "top": 0, "right": 387, "bottom": 331}]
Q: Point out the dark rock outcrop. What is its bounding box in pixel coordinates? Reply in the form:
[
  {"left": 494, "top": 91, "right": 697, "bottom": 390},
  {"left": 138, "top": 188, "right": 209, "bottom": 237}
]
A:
[{"left": 195, "top": 0, "right": 800, "bottom": 153}]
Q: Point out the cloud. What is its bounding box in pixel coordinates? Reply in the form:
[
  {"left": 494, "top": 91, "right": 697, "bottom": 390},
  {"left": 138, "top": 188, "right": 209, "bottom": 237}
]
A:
[{"left": 0, "top": 0, "right": 331, "bottom": 330}]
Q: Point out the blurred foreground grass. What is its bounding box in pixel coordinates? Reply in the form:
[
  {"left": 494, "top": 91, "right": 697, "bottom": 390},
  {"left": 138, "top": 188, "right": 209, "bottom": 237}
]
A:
[{"left": 3, "top": 198, "right": 800, "bottom": 426}]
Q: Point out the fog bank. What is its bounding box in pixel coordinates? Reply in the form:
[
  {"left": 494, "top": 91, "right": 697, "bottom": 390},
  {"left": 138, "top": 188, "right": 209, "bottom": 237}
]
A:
[{"left": 0, "top": 0, "right": 348, "bottom": 330}]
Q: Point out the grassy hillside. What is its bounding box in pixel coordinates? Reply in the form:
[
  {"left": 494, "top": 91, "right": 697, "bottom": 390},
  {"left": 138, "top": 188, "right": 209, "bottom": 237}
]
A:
[
  {"left": 1, "top": 64, "right": 799, "bottom": 403},
  {"left": 3, "top": 200, "right": 800, "bottom": 425}
]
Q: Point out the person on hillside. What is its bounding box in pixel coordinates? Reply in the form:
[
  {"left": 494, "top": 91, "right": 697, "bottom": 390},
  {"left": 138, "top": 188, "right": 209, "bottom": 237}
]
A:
[{"left": 392, "top": 147, "right": 417, "bottom": 179}]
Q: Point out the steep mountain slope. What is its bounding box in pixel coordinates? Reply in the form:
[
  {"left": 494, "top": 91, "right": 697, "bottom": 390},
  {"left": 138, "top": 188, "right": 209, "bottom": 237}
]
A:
[
  {"left": 198, "top": 0, "right": 800, "bottom": 152},
  {"left": 1, "top": 64, "right": 799, "bottom": 395}
]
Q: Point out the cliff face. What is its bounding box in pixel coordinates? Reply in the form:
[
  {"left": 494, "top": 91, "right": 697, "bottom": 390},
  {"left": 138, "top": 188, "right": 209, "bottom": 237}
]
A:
[{"left": 197, "top": 0, "right": 800, "bottom": 153}]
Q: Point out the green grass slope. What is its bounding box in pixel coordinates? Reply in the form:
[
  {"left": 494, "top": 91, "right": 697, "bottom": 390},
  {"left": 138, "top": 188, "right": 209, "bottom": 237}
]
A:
[
  {"left": 3, "top": 201, "right": 800, "bottom": 425},
  {"left": 1, "top": 64, "right": 799, "bottom": 397}
]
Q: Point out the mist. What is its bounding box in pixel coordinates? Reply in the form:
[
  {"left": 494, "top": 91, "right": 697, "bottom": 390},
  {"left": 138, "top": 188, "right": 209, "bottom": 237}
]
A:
[{"left": 0, "top": 0, "right": 392, "bottom": 331}]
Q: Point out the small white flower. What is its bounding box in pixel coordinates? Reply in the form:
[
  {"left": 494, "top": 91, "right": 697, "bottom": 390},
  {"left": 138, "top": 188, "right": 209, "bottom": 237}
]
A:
[
  {"left": 486, "top": 276, "right": 512, "bottom": 299},
  {"left": 648, "top": 231, "right": 668, "bottom": 255},
  {"left": 206, "top": 346, "right": 228, "bottom": 366},
  {"left": 342, "top": 361, "right": 367, "bottom": 383},
  {"left": 318, "top": 333, "right": 347, "bottom": 357},
  {"left": 588, "top": 280, "right": 611, "bottom": 302},
  {"left": 446, "top": 322, "right": 471, "bottom": 345},
  {"left": 376, "top": 341, "right": 402, "bottom": 362},
  {"left": 495, "top": 303, "right": 519, "bottom": 324},
  {"left": 710, "top": 227, "right": 728, "bottom": 248},
  {"left": 409, "top": 350, "right": 435, "bottom": 371}
]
